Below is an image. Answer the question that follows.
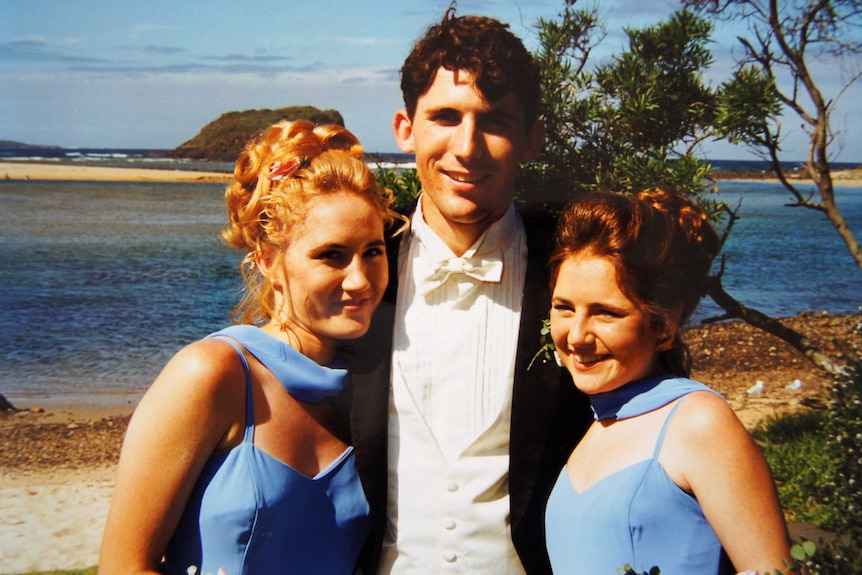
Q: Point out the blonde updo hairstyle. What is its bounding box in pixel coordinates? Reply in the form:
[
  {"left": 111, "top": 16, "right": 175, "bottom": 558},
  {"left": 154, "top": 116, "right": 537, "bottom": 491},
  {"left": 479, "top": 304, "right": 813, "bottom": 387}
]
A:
[
  {"left": 223, "top": 120, "right": 400, "bottom": 326},
  {"left": 549, "top": 189, "right": 720, "bottom": 377}
]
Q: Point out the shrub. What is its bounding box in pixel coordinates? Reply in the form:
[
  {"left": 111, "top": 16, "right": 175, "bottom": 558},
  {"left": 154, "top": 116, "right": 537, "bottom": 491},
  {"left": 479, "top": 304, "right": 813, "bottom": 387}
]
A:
[
  {"left": 375, "top": 166, "right": 421, "bottom": 213},
  {"left": 807, "top": 358, "right": 862, "bottom": 574},
  {"left": 756, "top": 319, "right": 862, "bottom": 574}
]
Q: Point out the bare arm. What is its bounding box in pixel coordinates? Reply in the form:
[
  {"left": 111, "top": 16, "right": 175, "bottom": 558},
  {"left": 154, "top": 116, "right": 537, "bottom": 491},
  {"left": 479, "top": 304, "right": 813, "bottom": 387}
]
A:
[
  {"left": 661, "top": 392, "right": 795, "bottom": 574},
  {"left": 98, "top": 339, "right": 246, "bottom": 575}
]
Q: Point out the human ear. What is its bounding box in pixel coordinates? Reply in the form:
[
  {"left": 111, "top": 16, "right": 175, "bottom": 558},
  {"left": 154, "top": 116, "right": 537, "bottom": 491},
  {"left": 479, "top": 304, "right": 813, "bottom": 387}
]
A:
[
  {"left": 256, "top": 252, "right": 282, "bottom": 289},
  {"left": 256, "top": 253, "right": 273, "bottom": 275},
  {"left": 393, "top": 110, "right": 416, "bottom": 154},
  {"left": 520, "top": 119, "right": 546, "bottom": 162},
  {"left": 655, "top": 303, "right": 684, "bottom": 351}
]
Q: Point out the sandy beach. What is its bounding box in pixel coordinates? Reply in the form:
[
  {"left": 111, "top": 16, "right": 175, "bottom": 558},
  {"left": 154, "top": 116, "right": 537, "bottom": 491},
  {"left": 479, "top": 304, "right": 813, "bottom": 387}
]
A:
[
  {"left": 1, "top": 412, "right": 128, "bottom": 574},
  {"left": 2, "top": 160, "right": 860, "bottom": 187},
  {"left": 1, "top": 161, "right": 231, "bottom": 183},
  {"left": 1, "top": 161, "right": 860, "bottom": 573}
]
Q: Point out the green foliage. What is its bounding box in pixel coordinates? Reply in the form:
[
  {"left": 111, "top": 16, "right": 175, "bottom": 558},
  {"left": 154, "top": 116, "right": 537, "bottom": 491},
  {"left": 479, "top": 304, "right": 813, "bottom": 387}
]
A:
[
  {"left": 171, "top": 105, "right": 344, "bottom": 161},
  {"left": 527, "top": 317, "right": 556, "bottom": 371},
  {"left": 716, "top": 67, "right": 782, "bottom": 148},
  {"left": 375, "top": 166, "right": 421, "bottom": 213},
  {"left": 755, "top": 321, "right": 862, "bottom": 573},
  {"left": 595, "top": 10, "right": 716, "bottom": 152},
  {"left": 807, "top": 358, "right": 862, "bottom": 574},
  {"left": 755, "top": 410, "right": 840, "bottom": 527},
  {"left": 526, "top": 4, "right": 733, "bottom": 208}
]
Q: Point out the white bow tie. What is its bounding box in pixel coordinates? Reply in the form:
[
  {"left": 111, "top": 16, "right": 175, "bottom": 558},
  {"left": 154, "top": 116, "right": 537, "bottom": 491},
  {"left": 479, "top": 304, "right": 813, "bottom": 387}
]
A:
[{"left": 415, "top": 250, "right": 504, "bottom": 296}]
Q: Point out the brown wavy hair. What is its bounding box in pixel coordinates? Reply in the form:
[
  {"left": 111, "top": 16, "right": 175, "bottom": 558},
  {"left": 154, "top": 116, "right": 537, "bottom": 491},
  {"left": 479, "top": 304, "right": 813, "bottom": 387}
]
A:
[
  {"left": 223, "top": 120, "right": 403, "bottom": 326},
  {"left": 549, "top": 189, "right": 720, "bottom": 377},
  {"left": 400, "top": 6, "right": 541, "bottom": 128}
]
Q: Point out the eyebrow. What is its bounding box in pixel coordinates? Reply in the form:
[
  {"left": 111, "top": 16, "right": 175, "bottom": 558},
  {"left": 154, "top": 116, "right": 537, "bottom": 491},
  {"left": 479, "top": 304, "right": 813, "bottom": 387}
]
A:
[{"left": 311, "top": 238, "right": 386, "bottom": 251}]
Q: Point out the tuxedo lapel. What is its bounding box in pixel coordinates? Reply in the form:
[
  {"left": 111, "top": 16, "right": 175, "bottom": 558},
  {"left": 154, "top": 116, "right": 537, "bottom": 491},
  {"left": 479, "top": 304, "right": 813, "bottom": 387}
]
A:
[
  {"left": 509, "top": 208, "right": 592, "bottom": 575},
  {"left": 509, "top": 236, "right": 566, "bottom": 522}
]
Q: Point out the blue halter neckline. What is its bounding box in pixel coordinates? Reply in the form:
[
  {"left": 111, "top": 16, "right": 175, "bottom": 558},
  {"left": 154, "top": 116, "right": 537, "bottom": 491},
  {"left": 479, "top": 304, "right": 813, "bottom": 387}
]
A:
[
  {"left": 209, "top": 325, "right": 348, "bottom": 404},
  {"left": 588, "top": 374, "right": 716, "bottom": 421}
]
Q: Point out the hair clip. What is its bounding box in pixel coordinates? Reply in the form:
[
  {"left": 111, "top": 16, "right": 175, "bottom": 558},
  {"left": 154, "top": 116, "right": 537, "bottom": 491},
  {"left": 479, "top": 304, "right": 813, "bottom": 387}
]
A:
[{"left": 267, "top": 158, "right": 301, "bottom": 182}]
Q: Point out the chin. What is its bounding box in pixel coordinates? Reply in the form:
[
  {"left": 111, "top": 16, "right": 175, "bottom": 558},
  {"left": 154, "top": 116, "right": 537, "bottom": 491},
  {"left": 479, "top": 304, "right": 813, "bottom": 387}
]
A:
[
  {"left": 568, "top": 371, "right": 611, "bottom": 395},
  {"left": 329, "top": 320, "right": 373, "bottom": 341}
]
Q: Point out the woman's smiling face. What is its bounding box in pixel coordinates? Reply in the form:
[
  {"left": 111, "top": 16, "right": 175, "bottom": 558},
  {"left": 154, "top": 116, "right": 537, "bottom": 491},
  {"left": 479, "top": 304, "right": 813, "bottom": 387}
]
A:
[
  {"left": 550, "top": 250, "right": 661, "bottom": 395},
  {"left": 267, "top": 191, "right": 388, "bottom": 360}
]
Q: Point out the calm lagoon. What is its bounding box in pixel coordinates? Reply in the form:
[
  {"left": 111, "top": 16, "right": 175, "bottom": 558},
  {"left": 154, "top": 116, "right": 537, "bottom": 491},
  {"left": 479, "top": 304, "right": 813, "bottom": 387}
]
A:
[{"left": 0, "top": 179, "right": 859, "bottom": 408}]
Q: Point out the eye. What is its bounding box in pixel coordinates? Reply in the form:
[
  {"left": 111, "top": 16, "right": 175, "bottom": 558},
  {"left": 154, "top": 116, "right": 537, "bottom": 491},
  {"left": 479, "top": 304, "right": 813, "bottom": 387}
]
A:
[
  {"left": 479, "top": 112, "right": 517, "bottom": 133},
  {"left": 596, "top": 307, "right": 624, "bottom": 318},
  {"left": 364, "top": 246, "right": 385, "bottom": 258},
  {"left": 316, "top": 249, "right": 345, "bottom": 263},
  {"left": 551, "top": 301, "right": 574, "bottom": 315},
  {"left": 430, "top": 108, "right": 461, "bottom": 126}
]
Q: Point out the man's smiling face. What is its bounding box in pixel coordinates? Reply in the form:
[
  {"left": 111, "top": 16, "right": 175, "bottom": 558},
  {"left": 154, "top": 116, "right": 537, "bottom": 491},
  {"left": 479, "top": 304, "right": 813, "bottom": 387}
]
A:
[{"left": 393, "top": 67, "right": 543, "bottom": 253}]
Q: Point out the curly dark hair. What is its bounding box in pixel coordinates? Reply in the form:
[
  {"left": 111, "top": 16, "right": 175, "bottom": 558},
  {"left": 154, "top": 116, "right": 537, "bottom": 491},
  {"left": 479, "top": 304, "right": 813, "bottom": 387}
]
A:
[
  {"left": 400, "top": 6, "right": 542, "bottom": 129},
  {"left": 549, "top": 190, "right": 720, "bottom": 377}
]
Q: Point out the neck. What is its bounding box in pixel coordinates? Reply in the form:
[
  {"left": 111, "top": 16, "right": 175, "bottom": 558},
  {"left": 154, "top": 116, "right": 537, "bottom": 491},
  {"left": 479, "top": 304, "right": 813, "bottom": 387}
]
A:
[
  {"left": 419, "top": 196, "right": 505, "bottom": 256},
  {"left": 261, "top": 321, "right": 335, "bottom": 366}
]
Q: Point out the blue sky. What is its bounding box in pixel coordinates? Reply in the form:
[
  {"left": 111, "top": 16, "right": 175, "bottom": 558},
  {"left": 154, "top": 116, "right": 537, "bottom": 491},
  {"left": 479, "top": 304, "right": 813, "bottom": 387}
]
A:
[{"left": 1, "top": 0, "right": 859, "bottom": 161}]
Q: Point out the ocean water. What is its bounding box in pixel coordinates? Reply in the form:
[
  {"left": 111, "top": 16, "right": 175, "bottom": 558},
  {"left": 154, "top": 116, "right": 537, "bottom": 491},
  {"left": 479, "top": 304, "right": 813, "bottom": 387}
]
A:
[
  {"left": 0, "top": 177, "right": 860, "bottom": 409},
  {"left": 0, "top": 181, "right": 241, "bottom": 409},
  {"left": 694, "top": 181, "right": 862, "bottom": 322}
]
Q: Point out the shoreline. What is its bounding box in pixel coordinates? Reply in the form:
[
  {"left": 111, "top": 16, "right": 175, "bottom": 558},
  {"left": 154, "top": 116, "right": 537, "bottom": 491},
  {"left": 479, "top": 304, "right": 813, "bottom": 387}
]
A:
[
  {"left": 3, "top": 399, "right": 139, "bottom": 424},
  {"left": 0, "top": 160, "right": 230, "bottom": 183},
  {"left": 2, "top": 160, "right": 861, "bottom": 187}
]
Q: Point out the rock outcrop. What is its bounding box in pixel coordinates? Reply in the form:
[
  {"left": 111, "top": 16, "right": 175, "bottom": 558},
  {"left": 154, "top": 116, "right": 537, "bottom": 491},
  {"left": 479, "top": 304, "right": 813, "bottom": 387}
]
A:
[{"left": 170, "top": 105, "right": 344, "bottom": 161}]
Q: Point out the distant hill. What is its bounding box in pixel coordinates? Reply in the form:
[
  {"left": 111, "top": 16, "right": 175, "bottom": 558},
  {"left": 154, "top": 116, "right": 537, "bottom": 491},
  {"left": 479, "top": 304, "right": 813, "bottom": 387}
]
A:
[
  {"left": 170, "top": 106, "right": 344, "bottom": 161},
  {"left": 0, "top": 140, "right": 62, "bottom": 150}
]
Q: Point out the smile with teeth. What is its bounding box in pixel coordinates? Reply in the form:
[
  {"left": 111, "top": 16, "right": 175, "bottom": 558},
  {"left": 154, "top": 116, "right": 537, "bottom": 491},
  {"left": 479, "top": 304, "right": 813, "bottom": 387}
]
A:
[
  {"left": 573, "top": 353, "right": 606, "bottom": 366},
  {"left": 445, "top": 170, "right": 485, "bottom": 183}
]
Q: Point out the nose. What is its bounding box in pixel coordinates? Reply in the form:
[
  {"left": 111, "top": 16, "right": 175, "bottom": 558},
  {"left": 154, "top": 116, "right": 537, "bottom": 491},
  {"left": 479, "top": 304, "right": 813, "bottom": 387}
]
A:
[
  {"left": 453, "top": 117, "right": 484, "bottom": 161},
  {"left": 342, "top": 257, "right": 371, "bottom": 293},
  {"left": 566, "top": 314, "right": 595, "bottom": 347}
]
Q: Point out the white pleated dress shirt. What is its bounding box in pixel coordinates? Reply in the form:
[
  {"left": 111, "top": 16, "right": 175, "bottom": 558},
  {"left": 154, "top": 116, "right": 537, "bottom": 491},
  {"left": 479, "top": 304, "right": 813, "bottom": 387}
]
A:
[{"left": 379, "top": 198, "right": 528, "bottom": 574}]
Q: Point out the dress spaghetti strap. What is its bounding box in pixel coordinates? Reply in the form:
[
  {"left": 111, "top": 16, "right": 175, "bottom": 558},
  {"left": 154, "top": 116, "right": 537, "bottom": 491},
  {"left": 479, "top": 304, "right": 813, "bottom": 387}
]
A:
[
  {"left": 652, "top": 399, "right": 684, "bottom": 458},
  {"left": 211, "top": 336, "right": 255, "bottom": 444}
]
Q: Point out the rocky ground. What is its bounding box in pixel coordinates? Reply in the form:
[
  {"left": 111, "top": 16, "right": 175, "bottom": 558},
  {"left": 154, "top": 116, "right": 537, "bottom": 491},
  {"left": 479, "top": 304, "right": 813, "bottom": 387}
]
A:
[
  {"left": 686, "top": 311, "right": 859, "bottom": 429},
  {"left": 1, "top": 312, "right": 860, "bottom": 471}
]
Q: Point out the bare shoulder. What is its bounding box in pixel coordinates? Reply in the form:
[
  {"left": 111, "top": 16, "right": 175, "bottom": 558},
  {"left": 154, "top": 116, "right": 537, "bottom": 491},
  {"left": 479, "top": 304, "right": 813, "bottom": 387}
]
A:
[
  {"left": 669, "top": 390, "right": 743, "bottom": 441},
  {"left": 661, "top": 390, "right": 759, "bottom": 492},
  {"left": 135, "top": 337, "right": 247, "bottom": 420},
  {"left": 164, "top": 337, "right": 245, "bottom": 383}
]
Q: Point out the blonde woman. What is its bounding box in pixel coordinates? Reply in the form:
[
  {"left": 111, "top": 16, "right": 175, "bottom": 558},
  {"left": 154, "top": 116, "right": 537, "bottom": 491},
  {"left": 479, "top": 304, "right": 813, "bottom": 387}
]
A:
[{"left": 100, "top": 121, "right": 402, "bottom": 575}]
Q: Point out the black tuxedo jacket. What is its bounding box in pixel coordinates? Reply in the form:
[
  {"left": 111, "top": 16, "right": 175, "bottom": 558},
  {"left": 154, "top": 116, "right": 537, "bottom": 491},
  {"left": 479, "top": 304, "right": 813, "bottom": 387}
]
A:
[{"left": 346, "top": 204, "right": 592, "bottom": 575}]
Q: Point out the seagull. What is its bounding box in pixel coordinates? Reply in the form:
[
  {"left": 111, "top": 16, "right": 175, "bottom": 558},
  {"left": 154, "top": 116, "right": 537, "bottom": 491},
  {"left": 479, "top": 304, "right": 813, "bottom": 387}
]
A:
[
  {"left": 785, "top": 379, "right": 803, "bottom": 391},
  {"left": 747, "top": 380, "right": 765, "bottom": 395}
]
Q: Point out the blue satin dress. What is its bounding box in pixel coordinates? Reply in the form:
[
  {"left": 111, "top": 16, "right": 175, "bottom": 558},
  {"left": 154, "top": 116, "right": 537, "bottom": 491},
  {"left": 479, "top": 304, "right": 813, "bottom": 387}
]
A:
[
  {"left": 544, "top": 376, "right": 733, "bottom": 575},
  {"left": 162, "top": 326, "right": 372, "bottom": 575}
]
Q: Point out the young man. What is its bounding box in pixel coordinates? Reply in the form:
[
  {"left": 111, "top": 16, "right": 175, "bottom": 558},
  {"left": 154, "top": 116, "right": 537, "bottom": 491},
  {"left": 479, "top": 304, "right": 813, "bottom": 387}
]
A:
[{"left": 349, "top": 9, "right": 592, "bottom": 575}]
